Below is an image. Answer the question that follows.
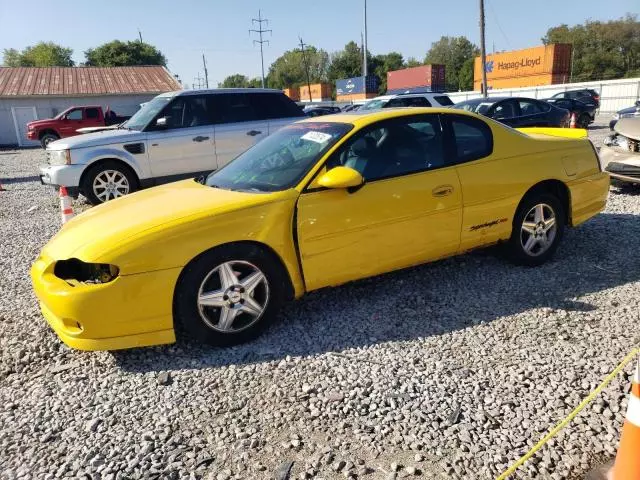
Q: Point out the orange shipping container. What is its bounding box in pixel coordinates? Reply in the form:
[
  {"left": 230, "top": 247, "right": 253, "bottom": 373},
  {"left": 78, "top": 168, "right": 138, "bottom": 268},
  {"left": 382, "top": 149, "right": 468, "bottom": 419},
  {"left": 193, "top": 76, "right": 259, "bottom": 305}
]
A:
[
  {"left": 474, "top": 44, "right": 572, "bottom": 90},
  {"left": 336, "top": 92, "right": 377, "bottom": 102},
  {"left": 283, "top": 87, "right": 299, "bottom": 101},
  {"left": 299, "top": 83, "right": 332, "bottom": 101}
]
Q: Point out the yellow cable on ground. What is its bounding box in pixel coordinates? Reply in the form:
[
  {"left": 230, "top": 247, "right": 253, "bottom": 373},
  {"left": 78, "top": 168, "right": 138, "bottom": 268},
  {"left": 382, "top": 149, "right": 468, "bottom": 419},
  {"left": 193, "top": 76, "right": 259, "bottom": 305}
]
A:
[{"left": 496, "top": 348, "right": 639, "bottom": 480}]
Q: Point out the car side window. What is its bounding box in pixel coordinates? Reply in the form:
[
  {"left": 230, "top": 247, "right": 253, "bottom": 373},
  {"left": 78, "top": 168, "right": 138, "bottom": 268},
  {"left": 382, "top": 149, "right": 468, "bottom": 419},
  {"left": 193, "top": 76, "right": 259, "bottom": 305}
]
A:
[
  {"left": 86, "top": 108, "right": 100, "bottom": 119},
  {"left": 155, "top": 96, "right": 212, "bottom": 129},
  {"left": 386, "top": 97, "right": 431, "bottom": 108},
  {"left": 491, "top": 100, "right": 517, "bottom": 119},
  {"left": 518, "top": 100, "right": 544, "bottom": 115},
  {"left": 209, "top": 93, "right": 258, "bottom": 124},
  {"left": 326, "top": 115, "right": 446, "bottom": 182},
  {"left": 66, "top": 109, "right": 83, "bottom": 121},
  {"left": 249, "top": 93, "right": 304, "bottom": 119},
  {"left": 449, "top": 115, "right": 493, "bottom": 163}
]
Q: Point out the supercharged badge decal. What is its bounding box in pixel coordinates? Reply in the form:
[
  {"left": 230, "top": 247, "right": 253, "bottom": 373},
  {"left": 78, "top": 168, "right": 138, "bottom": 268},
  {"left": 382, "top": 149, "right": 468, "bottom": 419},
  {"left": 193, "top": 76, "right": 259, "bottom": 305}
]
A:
[{"left": 470, "top": 218, "right": 508, "bottom": 232}]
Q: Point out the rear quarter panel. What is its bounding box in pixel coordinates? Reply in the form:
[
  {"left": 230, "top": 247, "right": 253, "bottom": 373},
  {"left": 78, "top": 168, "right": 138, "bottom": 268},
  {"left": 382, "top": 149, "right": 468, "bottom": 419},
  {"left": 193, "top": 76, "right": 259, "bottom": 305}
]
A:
[{"left": 456, "top": 123, "right": 606, "bottom": 251}]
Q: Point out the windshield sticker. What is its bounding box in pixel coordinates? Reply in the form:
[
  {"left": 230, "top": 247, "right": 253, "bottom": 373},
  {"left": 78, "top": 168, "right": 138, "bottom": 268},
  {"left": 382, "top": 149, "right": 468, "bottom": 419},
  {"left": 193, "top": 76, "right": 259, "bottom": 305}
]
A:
[{"left": 301, "top": 131, "right": 332, "bottom": 144}]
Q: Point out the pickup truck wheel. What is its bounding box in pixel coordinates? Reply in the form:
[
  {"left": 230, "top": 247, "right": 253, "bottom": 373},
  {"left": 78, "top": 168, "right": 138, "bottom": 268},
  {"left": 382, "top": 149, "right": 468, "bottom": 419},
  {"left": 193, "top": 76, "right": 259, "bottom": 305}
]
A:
[
  {"left": 506, "top": 192, "right": 565, "bottom": 266},
  {"left": 174, "top": 244, "right": 286, "bottom": 347},
  {"left": 81, "top": 161, "right": 137, "bottom": 205},
  {"left": 40, "top": 133, "right": 59, "bottom": 149}
]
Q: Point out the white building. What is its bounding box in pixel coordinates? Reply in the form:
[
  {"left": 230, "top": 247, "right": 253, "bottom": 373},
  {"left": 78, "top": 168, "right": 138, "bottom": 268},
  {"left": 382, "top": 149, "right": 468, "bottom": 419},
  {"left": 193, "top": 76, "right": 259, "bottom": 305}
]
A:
[{"left": 0, "top": 66, "right": 181, "bottom": 147}]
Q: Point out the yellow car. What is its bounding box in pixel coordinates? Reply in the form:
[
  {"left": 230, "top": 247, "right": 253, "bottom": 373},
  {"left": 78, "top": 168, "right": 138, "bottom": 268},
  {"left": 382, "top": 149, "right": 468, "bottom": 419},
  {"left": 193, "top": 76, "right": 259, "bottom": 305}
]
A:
[{"left": 31, "top": 108, "right": 609, "bottom": 351}]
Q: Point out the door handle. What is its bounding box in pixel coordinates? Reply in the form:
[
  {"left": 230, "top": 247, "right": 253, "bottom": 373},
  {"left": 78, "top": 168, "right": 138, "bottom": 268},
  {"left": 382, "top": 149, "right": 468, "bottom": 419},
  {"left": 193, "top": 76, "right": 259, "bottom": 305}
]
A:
[
  {"left": 246, "top": 130, "right": 262, "bottom": 136},
  {"left": 432, "top": 185, "right": 454, "bottom": 197},
  {"left": 192, "top": 136, "right": 210, "bottom": 142}
]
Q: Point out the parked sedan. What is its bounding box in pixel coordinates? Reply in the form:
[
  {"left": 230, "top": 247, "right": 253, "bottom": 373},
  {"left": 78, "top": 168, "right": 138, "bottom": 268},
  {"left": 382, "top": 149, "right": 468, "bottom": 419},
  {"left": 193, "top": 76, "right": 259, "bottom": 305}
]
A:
[
  {"left": 453, "top": 97, "right": 570, "bottom": 128},
  {"left": 544, "top": 98, "right": 597, "bottom": 128},
  {"left": 303, "top": 107, "right": 340, "bottom": 117},
  {"left": 609, "top": 101, "right": 640, "bottom": 130},
  {"left": 32, "top": 108, "right": 608, "bottom": 351}
]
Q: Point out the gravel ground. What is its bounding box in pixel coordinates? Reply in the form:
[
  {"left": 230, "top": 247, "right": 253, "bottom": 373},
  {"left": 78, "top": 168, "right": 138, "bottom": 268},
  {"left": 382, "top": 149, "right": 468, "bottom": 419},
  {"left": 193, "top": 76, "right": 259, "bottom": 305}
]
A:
[{"left": 1, "top": 116, "right": 639, "bottom": 480}]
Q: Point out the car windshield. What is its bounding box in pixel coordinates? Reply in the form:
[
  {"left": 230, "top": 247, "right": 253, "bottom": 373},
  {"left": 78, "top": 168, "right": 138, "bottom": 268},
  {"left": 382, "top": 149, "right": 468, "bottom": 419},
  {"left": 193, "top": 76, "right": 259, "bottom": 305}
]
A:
[
  {"left": 206, "top": 122, "right": 353, "bottom": 192},
  {"left": 360, "top": 99, "right": 388, "bottom": 111},
  {"left": 453, "top": 100, "right": 494, "bottom": 115},
  {"left": 123, "top": 96, "right": 173, "bottom": 131}
]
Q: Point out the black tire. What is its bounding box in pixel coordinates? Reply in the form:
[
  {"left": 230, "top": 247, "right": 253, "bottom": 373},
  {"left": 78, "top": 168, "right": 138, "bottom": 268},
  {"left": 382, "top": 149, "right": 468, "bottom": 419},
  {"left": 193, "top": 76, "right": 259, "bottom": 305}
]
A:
[
  {"left": 506, "top": 192, "right": 565, "bottom": 266},
  {"left": 578, "top": 113, "right": 590, "bottom": 129},
  {"left": 174, "top": 243, "right": 287, "bottom": 347},
  {"left": 40, "top": 133, "right": 59, "bottom": 149},
  {"left": 80, "top": 160, "right": 138, "bottom": 205}
]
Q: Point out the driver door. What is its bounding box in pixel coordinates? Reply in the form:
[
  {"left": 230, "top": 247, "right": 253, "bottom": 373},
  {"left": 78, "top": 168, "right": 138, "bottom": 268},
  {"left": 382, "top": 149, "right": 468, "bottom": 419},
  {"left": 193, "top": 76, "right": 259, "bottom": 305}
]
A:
[
  {"left": 58, "top": 108, "right": 84, "bottom": 136},
  {"left": 296, "top": 114, "right": 462, "bottom": 291}
]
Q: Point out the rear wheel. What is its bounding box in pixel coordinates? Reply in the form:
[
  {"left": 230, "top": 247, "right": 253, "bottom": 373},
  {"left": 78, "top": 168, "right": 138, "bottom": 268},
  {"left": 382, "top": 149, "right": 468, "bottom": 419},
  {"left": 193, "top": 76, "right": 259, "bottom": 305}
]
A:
[
  {"left": 80, "top": 161, "right": 137, "bottom": 204},
  {"left": 578, "top": 113, "right": 590, "bottom": 129},
  {"left": 40, "top": 133, "right": 59, "bottom": 149},
  {"left": 174, "top": 244, "right": 286, "bottom": 347},
  {"left": 506, "top": 192, "right": 565, "bottom": 266}
]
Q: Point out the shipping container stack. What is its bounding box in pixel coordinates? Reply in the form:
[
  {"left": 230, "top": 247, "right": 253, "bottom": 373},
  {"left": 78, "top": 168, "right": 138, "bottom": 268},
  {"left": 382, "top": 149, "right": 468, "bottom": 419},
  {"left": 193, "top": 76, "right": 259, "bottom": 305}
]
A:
[
  {"left": 299, "top": 83, "right": 332, "bottom": 102},
  {"left": 386, "top": 65, "right": 446, "bottom": 94},
  {"left": 283, "top": 87, "right": 300, "bottom": 101},
  {"left": 473, "top": 44, "right": 572, "bottom": 91},
  {"left": 335, "top": 76, "right": 379, "bottom": 102}
]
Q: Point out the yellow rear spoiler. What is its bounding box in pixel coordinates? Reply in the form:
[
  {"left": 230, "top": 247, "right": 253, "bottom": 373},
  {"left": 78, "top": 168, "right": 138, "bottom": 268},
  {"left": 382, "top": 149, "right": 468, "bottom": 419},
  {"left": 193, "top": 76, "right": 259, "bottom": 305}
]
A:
[{"left": 516, "top": 127, "right": 589, "bottom": 139}]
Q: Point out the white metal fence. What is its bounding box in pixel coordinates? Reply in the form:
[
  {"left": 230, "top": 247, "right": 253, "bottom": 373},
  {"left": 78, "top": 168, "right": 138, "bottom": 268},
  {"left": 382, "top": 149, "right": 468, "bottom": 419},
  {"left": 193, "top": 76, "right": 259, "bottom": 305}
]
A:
[{"left": 448, "top": 77, "right": 640, "bottom": 113}]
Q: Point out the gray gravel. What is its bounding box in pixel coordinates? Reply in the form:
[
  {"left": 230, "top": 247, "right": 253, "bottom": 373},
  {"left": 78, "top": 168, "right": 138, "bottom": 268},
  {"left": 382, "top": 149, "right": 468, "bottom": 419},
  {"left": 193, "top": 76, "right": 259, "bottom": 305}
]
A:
[{"left": 1, "top": 116, "right": 639, "bottom": 479}]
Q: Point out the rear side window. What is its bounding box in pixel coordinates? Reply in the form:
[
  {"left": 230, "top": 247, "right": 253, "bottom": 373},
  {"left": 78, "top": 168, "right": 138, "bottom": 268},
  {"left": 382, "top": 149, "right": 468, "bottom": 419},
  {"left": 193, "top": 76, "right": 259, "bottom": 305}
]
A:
[
  {"left": 448, "top": 115, "right": 493, "bottom": 163},
  {"left": 434, "top": 95, "right": 453, "bottom": 106},
  {"left": 518, "top": 100, "right": 545, "bottom": 115},
  {"left": 86, "top": 108, "right": 100, "bottom": 119},
  {"left": 386, "top": 96, "right": 431, "bottom": 108},
  {"left": 249, "top": 93, "right": 304, "bottom": 119},
  {"left": 209, "top": 94, "right": 258, "bottom": 123}
]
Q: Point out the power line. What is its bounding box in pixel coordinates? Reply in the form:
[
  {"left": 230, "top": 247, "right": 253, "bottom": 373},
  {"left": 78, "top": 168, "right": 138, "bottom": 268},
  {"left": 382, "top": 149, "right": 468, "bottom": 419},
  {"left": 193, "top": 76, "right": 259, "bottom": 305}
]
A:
[
  {"left": 249, "top": 10, "right": 272, "bottom": 88},
  {"left": 298, "top": 37, "right": 313, "bottom": 103},
  {"left": 486, "top": 0, "right": 512, "bottom": 51}
]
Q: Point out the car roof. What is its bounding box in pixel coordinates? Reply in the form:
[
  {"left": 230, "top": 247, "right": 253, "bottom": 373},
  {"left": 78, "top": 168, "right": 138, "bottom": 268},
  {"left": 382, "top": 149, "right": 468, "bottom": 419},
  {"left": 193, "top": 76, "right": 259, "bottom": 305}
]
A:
[
  {"left": 160, "top": 88, "right": 284, "bottom": 98},
  {"left": 297, "top": 107, "right": 480, "bottom": 128}
]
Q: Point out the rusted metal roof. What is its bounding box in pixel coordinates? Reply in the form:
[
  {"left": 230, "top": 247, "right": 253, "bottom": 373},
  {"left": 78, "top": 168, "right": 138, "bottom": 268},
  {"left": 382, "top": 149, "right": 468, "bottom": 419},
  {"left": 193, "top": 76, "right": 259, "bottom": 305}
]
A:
[{"left": 0, "top": 66, "right": 181, "bottom": 97}]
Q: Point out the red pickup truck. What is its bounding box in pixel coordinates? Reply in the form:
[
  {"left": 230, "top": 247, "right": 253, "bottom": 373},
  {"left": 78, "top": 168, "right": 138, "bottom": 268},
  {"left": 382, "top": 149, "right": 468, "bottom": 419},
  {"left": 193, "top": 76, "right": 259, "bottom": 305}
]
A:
[{"left": 27, "top": 106, "right": 131, "bottom": 148}]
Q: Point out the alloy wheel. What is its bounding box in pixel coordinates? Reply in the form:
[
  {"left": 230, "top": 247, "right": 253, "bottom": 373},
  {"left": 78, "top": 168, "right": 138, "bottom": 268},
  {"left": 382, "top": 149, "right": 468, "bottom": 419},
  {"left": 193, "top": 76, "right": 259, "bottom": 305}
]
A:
[
  {"left": 93, "top": 170, "right": 130, "bottom": 202},
  {"left": 197, "top": 260, "right": 270, "bottom": 333},
  {"left": 520, "top": 203, "right": 557, "bottom": 257}
]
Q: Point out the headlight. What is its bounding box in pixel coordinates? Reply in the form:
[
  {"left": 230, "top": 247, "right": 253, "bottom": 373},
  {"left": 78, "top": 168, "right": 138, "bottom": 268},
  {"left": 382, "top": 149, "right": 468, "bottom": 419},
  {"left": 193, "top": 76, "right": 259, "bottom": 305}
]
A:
[
  {"left": 54, "top": 258, "right": 119, "bottom": 284},
  {"left": 612, "top": 113, "right": 620, "bottom": 120},
  {"left": 48, "top": 149, "right": 71, "bottom": 166}
]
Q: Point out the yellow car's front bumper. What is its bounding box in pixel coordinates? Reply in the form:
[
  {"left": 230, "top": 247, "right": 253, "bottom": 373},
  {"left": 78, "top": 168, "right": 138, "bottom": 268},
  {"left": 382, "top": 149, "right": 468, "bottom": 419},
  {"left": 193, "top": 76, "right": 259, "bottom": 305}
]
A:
[{"left": 31, "top": 255, "right": 179, "bottom": 351}]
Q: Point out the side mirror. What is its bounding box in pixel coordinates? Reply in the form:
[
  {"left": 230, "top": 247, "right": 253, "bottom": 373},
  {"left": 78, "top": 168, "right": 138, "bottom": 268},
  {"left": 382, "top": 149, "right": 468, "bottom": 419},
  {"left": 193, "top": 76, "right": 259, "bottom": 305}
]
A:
[
  {"left": 317, "top": 166, "right": 364, "bottom": 192},
  {"left": 155, "top": 116, "right": 168, "bottom": 128},
  {"left": 63, "top": 116, "right": 69, "bottom": 122}
]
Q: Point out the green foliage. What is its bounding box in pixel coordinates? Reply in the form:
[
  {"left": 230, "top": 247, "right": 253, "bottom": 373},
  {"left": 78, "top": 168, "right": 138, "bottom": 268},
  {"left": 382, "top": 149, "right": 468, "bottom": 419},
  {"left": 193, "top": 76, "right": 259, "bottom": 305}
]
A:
[
  {"left": 219, "top": 74, "right": 264, "bottom": 88},
  {"left": 424, "top": 36, "right": 478, "bottom": 91},
  {"left": 2, "top": 42, "right": 74, "bottom": 67},
  {"left": 404, "top": 57, "right": 423, "bottom": 68},
  {"left": 267, "top": 46, "right": 329, "bottom": 89},
  {"left": 543, "top": 14, "right": 640, "bottom": 81},
  {"left": 371, "top": 52, "right": 404, "bottom": 93},
  {"left": 328, "top": 41, "right": 364, "bottom": 80},
  {"left": 84, "top": 40, "right": 166, "bottom": 67}
]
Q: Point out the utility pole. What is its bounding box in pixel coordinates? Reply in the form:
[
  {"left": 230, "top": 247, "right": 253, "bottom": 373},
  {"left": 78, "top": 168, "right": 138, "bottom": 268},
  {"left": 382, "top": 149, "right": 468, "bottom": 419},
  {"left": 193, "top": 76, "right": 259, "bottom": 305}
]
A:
[
  {"left": 250, "top": 10, "right": 272, "bottom": 88},
  {"left": 363, "top": 0, "right": 368, "bottom": 78},
  {"left": 202, "top": 54, "right": 209, "bottom": 89},
  {"left": 361, "top": 32, "right": 365, "bottom": 77},
  {"left": 138, "top": 29, "right": 143, "bottom": 43},
  {"left": 194, "top": 74, "right": 204, "bottom": 89},
  {"left": 480, "top": 0, "right": 488, "bottom": 97},
  {"left": 298, "top": 37, "right": 313, "bottom": 103}
]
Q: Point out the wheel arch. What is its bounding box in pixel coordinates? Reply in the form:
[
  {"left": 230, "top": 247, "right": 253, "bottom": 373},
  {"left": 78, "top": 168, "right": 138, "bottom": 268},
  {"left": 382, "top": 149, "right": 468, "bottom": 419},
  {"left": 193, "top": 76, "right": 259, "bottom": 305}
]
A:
[
  {"left": 38, "top": 129, "right": 59, "bottom": 139},
  {"left": 174, "top": 240, "right": 296, "bottom": 305},
  {"left": 519, "top": 179, "right": 571, "bottom": 226},
  {"left": 79, "top": 157, "right": 141, "bottom": 192}
]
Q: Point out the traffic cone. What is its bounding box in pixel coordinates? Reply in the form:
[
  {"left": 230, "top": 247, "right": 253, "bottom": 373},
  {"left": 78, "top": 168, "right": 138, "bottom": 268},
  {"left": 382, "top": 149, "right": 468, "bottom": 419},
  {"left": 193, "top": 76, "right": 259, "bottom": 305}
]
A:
[
  {"left": 0, "top": 182, "right": 5, "bottom": 191},
  {"left": 569, "top": 113, "right": 577, "bottom": 128},
  {"left": 609, "top": 360, "right": 640, "bottom": 480},
  {"left": 59, "top": 186, "right": 74, "bottom": 224}
]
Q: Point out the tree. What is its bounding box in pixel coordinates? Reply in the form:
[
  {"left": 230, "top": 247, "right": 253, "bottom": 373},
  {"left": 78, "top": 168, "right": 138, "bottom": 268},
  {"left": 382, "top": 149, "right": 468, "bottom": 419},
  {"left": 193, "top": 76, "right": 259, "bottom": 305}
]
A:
[
  {"left": 2, "top": 42, "right": 74, "bottom": 67},
  {"left": 543, "top": 14, "right": 640, "bottom": 81},
  {"left": 267, "top": 46, "right": 330, "bottom": 89},
  {"left": 328, "top": 41, "right": 364, "bottom": 81},
  {"left": 424, "top": 36, "right": 479, "bottom": 91},
  {"left": 219, "top": 74, "right": 250, "bottom": 88},
  {"left": 84, "top": 40, "right": 166, "bottom": 67},
  {"left": 371, "top": 52, "right": 404, "bottom": 93},
  {"left": 405, "top": 57, "right": 423, "bottom": 68}
]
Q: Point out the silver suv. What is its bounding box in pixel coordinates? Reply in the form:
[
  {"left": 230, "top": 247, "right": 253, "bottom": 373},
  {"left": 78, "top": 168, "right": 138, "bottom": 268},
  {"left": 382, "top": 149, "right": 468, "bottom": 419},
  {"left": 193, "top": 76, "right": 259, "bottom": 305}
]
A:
[
  {"left": 359, "top": 92, "right": 453, "bottom": 110},
  {"left": 39, "top": 89, "right": 304, "bottom": 204}
]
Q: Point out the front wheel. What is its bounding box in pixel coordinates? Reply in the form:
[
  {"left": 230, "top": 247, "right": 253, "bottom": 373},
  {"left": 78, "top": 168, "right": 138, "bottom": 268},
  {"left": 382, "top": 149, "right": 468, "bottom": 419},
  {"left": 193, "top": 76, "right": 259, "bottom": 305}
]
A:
[
  {"left": 40, "top": 133, "right": 59, "bottom": 149},
  {"left": 578, "top": 114, "right": 591, "bottom": 129},
  {"left": 80, "top": 161, "right": 137, "bottom": 204},
  {"left": 506, "top": 193, "right": 565, "bottom": 266},
  {"left": 174, "top": 244, "right": 286, "bottom": 346}
]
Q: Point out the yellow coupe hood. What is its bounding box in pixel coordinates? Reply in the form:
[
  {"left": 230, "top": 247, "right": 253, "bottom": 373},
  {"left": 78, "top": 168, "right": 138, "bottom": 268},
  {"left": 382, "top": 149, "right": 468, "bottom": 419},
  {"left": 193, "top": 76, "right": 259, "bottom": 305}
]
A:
[{"left": 42, "top": 180, "right": 280, "bottom": 261}]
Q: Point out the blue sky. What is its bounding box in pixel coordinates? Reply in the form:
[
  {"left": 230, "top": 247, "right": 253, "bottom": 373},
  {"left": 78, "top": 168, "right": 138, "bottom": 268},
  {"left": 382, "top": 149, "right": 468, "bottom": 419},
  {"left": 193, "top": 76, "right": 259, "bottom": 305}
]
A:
[{"left": 0, "top": 0, "right": 636, "bottom": 88}]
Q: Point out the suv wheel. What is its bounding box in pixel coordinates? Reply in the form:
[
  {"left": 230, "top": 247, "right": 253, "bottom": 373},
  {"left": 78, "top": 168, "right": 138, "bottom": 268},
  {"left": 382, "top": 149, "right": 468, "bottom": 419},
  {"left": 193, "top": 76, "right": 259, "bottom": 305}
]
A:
[
  {"left": 81, "top": 161, "right": 137, "bottom": 205},
  {"left": 40, "top": 133, "right": 59, "bottom": 149}
]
